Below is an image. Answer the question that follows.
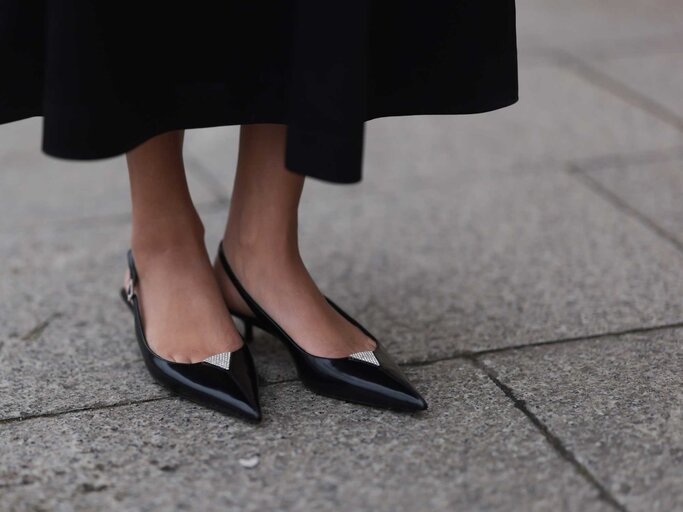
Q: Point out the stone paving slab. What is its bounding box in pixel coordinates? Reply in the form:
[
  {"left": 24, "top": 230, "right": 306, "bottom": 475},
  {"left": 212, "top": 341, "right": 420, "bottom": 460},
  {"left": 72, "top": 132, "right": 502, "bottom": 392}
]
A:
[
  {"left": 0, "top": 224, "right": 292, "bottom": 420},
  {"left": 186, "top": 65, "right": 683, "bottom": 195},
  {"left": 517, "top": 0, "right": 683, "bottom": 51},
  {"left": 0, "top": 225, "right": 127, "bottom": 341},
  {"left": 479, "top": 328, "right": 683, "bottom": 512},
  {"left": 0, "top": 120, "right": 225, "bottom": 232},
  {"left": 0, "top": 295, "right": 170, "bottom": 419},
  {"left": 580, "top": 153, "right": 683, "bottom": 246},
  {"left": 589, "top": 52, "right": 683, "bottom": 120},
  {"left": 0, "top": 4, "right": 681, "bottom": 511},
  {"left": 4, "top": 162, "right": 683, "bottom": 420},
  {"left": 292, "top": 169, "right": 683, "bottom": 361},
  {"left": 182, "top": 125, "right": 244, "bottom": 202},
  {"left": 0, "top": 118, "right": 41, "bottom": 158},
  {"left": 363, "top": 64, "right": 682, "bottom": 185},
  {"left": 0, "top": 360, "right": 612, "bottom": 512},
  {"left": 0, "top": 224, "right": 170, "bottom": 419}
]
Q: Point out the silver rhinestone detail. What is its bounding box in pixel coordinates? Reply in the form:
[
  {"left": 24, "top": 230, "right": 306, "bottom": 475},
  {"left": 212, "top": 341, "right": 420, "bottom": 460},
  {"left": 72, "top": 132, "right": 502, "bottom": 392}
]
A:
[
  {"left": 349, "top": 351, "right": 380, "bottom": 366},
  {"left": 203, "top": 352, "right": 232, "bottom": 370},
  {"left": 126, "top": 275, "right": 135, "bottom": 302}
]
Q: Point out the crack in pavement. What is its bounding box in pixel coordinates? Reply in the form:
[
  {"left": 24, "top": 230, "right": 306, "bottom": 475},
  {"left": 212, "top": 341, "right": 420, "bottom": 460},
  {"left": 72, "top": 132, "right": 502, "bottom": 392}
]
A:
[{"left": 19, "top": 313, "right": 62, "bottom": 341}]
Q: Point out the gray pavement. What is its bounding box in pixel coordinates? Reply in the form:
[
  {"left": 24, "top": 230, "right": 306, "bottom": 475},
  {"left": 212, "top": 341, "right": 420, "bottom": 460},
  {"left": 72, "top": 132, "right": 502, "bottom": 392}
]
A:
[{"left": 2, "top": 1, "right": 683, "bottom": 511}]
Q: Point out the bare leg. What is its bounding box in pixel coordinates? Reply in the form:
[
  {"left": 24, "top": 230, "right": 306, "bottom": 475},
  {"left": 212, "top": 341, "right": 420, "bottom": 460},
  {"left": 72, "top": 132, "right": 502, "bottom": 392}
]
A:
[
  {"left": 125, "top": 131, "right": 243, "bottom": 362},
  {"left": 214, "top": 124, "right": 375, "bottom": 358}
]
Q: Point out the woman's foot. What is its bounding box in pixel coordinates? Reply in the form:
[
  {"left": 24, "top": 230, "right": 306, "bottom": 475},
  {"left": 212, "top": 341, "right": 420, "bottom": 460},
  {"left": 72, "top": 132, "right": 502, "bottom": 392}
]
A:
[
  {"left": 213, "top": 239, "right": 376, "bottom": 359},
  {"left": 127, "top": 220, "right": 244, "bottom": 363}
]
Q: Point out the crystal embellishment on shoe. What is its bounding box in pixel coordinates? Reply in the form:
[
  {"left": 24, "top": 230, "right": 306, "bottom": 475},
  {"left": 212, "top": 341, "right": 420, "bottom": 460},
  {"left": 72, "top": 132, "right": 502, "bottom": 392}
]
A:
[
  {"left": 203, "top": 352, "right": 232, "bottom": 371},
  {"left": 348, "top": 350, "right": 380, "bottom": 366}
]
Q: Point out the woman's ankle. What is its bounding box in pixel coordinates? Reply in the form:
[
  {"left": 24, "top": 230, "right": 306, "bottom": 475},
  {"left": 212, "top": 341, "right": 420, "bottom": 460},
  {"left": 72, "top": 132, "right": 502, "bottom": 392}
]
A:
[
  {"left": 222, "top": 227, "right": 300, "bottom": 272},
  {"left": 132, "top": 210, "right": 206, "bottom": 261}
]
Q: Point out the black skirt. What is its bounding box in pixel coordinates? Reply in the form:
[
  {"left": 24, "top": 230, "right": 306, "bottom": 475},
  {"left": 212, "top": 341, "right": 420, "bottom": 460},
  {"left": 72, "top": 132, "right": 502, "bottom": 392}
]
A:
[{"left": 0, "top": 1, "right": 518, "bottom": 184}]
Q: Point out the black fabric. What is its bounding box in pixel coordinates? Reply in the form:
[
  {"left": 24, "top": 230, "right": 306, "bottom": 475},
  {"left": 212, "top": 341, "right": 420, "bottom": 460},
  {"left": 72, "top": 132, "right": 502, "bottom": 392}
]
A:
[{"left": 0, "top": 1, "right": 518, "bottom": 184}]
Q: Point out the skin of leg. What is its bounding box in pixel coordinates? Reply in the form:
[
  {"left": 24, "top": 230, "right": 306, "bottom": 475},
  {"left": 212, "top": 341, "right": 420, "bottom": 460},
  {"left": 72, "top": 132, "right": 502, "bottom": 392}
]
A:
[
  {"left": 214, "top": 123, "right": 376, "bottom": 358},
  {"left": 126, "top": 130, "right": 244, "bottom": 362}
]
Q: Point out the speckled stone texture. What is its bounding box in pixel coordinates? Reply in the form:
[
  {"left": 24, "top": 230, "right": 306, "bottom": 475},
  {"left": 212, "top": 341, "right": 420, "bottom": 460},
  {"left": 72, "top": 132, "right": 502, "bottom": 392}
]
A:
[
  {"left": 2, "top": 0, "right": 683, "bottom": 510},
  {"left": 4, "top": 168, "right": 683, "bottom": 420},
  {"left": 0, "top": 361, "right": 612, "bottom": 512},
  {"left": 480, "top": 329, "right": 683, "bottom": 512},
  {"left": 580, "top": 153, "right": 683, "bottom": 245}
]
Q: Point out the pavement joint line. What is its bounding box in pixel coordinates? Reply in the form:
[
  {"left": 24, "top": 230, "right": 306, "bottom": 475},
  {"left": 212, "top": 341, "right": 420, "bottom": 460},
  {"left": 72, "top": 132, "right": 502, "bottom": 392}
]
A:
[
  {"left": 551, "top": 48, "right": 683, "bottom": 134},
  {"left": 469, "top": 356, "right": 629, "bottom": 512},
  {"left": 519, "top": 32, "right": 683, "bottom": 67},
  {"left": 3, "top": 319, "right": 682, "bottom": 425},
  {"left": 403, "top": 320, "right": 683, "bottom": 364},
  {"left": 0, "top": 377, "right": 300, "bottom": 426},
  {"left": 545, "top": 32, "right": 683, "bottom": 62},
  {"left": 585, "top": 44, "right": 683, "bottom": 62},
  {"left": 567, "top": 161, "right": 683, "bottom": 255},
  {"left": 571, "top": 146, "right": 683, "bottom": 174},
  {"left": 0, "top": 396, "right": 172, "bottom": 426}
]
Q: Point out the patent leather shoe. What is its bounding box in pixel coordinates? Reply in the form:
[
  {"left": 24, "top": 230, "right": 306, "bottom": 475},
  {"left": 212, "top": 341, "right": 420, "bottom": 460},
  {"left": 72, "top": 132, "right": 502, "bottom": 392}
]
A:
[
  {"left": 121, "top": 249, "right": 262, "bottom": 422},
  {"left": 216, "top": 243, "right": 427, "bottom": 412}
]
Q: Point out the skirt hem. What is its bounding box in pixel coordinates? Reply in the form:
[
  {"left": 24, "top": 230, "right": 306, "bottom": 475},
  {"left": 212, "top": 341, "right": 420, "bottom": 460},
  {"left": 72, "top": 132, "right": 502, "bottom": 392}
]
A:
[{"left": 2, "top": 93, "right": 518, "bottom": 184}]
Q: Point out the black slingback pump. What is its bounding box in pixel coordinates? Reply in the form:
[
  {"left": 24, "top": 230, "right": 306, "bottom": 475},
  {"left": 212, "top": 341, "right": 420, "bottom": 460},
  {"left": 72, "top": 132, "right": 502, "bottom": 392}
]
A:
[
  {"left": 120, "top": 250, "right": 261, "bottom": 422},
  {"left": 216, "top": 243, "right": 427, "bottom": 412}
]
